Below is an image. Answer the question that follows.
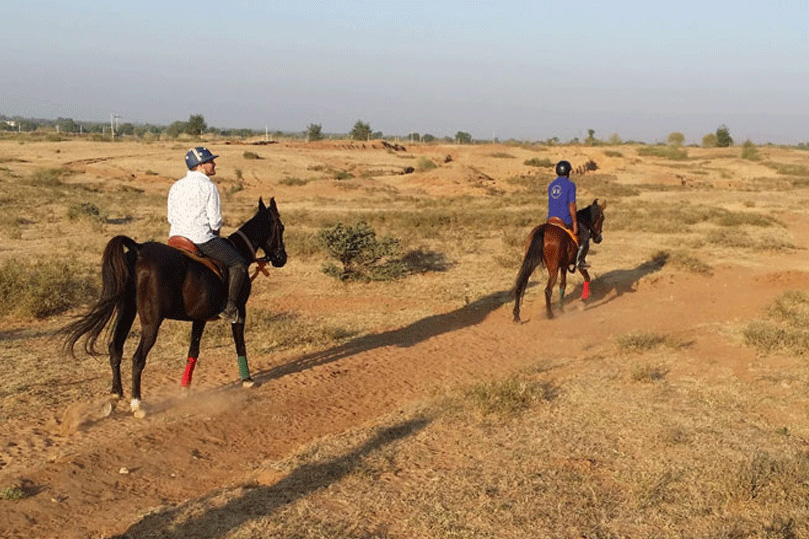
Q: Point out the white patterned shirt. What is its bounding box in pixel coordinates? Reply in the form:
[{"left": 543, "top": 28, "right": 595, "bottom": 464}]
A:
[{"left": 167, "top": 170, "right": 223, "bottom": 243}]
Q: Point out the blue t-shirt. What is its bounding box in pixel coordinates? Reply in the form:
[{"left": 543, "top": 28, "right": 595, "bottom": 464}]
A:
[{"left": 547, "top": 176, "right": 576, "bottom": 225}]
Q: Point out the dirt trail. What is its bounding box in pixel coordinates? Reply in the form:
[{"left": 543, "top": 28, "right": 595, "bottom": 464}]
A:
[{"left": 2, "top": 254, "right": 805, "bottom": 539}]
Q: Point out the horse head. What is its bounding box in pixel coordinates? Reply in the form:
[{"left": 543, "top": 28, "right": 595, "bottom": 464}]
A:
[
  {"left": 589, "top": 199, "right": 606, "bottom": 244},
  {"left": 255, "top": 197, "right": 287, "bottom": 268}
]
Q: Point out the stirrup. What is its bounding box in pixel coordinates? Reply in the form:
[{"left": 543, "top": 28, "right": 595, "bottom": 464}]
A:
[{"left": 219, "top": 304, "right": 242, "bottom": 324}]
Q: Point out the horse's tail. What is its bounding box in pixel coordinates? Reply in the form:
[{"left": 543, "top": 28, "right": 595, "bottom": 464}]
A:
[
  {"left": 513, "top": 225, "right": 545, "bottom": 301},
  {"left": 61, "top": 235, "right": 139, "bottom": 357}
]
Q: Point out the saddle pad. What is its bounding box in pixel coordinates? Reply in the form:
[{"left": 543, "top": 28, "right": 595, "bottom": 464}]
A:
[
  {"left": 167, "top": 236, "right": 224, "bottom": 281},
  {"left": 546, "top": 219, "right": 579, "bottom": 247}
]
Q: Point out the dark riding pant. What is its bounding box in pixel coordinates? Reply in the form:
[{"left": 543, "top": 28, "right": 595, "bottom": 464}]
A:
[{"left": 198, "top": 237, "right": 248, "bottom": 316}]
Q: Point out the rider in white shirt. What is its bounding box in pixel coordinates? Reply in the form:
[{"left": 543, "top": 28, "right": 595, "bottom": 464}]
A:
[{"left": 168, "top": 147, "right": 247, "bottom": 323}]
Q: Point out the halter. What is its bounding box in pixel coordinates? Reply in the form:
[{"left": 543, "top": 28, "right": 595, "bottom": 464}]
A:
[{"left": 235, "top": 229, "right": 270, "bottom": 281}]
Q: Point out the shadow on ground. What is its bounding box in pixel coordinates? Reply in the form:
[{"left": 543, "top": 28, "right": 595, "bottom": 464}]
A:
[
  {"left": 253, "top": 287, "right": 515, "bottom": 384},
  {"left": 110, "top": 417, "right": 430, "bottom": 539},
  {"left": 569, "top": 252, "right": 669, "bottom": 308}
]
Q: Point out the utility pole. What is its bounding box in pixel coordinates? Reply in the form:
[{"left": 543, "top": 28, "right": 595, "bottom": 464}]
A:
[{"left": 110, "top": 114, "right": 115, "bottom": 140}]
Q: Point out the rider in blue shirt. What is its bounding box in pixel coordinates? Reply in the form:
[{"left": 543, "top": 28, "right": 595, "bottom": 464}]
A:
[{"left": 547, "top": 160, "right": 589, "bottom": 269}]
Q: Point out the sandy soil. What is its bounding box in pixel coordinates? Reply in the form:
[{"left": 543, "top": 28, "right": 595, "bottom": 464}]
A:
[{"left": 1, "top": 139, "right": 809, "bottom": 538}]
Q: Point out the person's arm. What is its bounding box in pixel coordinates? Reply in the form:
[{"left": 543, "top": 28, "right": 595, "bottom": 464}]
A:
[
  {"left": 569, "top": 202, "right": 578, "bottom": 235},
  {"left": 206, "top": 184, "right": 224, "bottom": 235}
]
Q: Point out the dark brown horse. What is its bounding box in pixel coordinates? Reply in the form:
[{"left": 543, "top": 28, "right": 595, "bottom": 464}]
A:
[
  {"left": 62, "top": 197, "right": 286, "bottom": 417},
  {"left": 513, "top": 199, "right": 606, "bottom": 322}
]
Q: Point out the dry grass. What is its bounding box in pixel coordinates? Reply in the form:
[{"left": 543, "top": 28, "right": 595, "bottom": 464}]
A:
[
  {"left": 745, "top": 291, "right": 809, "bottom": 355},
  {"left": 4, "top": 139, "right": 809, "bottom": 537},
  {"left": 144, "top": 361, "right": 809, "bottom": 538}
]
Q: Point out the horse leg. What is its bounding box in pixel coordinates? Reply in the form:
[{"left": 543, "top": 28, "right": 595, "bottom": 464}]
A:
[
  {"left": 559, "top": 266, "right": 568, "bottom": 312},
  {"left": 544, "top": 262, "right": 559, "bottom": 319},
  {"left": 108, "top": 299, "right": 136, "bottom": 400},
  {"left": 513, "top": 255, "right": 541, "bottom": 323},
  {"left": 579, "top": 268, "right": 592, "bottom": 300},
  {"left": 181, "top": 320, "right": 206, "bottom": 390},
  {"left": 231, "top": 321, "right": 256, "bottom": 387},
  {"left": 130, "top": 318, "right": 162, "bottom": 418}
]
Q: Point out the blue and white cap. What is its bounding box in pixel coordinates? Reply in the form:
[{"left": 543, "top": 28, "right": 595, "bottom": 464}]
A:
[{"left": 185, "top": 147, "right": 218, "bottom": 169}]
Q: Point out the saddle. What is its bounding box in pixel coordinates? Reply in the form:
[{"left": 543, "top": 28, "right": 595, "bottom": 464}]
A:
[
  {"left": 167, "top": 236, "right": 225, "bottom": 281},
  {"left": 546, "top": 217, "right": 579, "bottom": 247}
]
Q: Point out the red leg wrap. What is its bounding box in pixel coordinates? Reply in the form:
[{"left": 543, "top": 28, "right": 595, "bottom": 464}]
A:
[
  {"left": 581, "top": 281, "right": 590, "bottom": 300},
  {"left": 181, "top": 357, "right": 197, "bottom": 387}
]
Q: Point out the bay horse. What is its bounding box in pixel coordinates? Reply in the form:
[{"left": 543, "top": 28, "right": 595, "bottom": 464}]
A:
[
  {"left": 512, "top": 199, "right": 606, "bottom": 322},
  {"left": 62, "top": 197, "right": 286, "bottom": 417}
]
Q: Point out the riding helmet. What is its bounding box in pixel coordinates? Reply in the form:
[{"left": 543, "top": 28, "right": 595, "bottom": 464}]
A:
[
  {"left": 185, "top": 147, "right": 219, "bottom": 169},
  {"left": 555, "top": 160, "right": 572, "bottom": 177}
]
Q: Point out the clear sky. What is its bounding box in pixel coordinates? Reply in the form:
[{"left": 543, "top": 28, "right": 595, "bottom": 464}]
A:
[{"left": 2, "top": 0, "right": 808, "bottom": 144}]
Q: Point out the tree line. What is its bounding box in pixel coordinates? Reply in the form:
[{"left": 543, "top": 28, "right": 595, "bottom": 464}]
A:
[{"left": 2, "top": 113, "right": 802, "bottom": 148}]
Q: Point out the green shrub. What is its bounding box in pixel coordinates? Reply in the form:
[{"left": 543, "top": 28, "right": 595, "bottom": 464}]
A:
[
  {"left": 29, "top": 167, "right": 71, "bottom": 186},
  {"left": 333, "top": 170, "right": 354, "bottom": 180},
  {"left": 636, "top": 145, "right": 689, "bottom": 160},
  {"left": 242, "top": 151, "right": 260, "bottom": 160},
  {"left": 741, "top": 140, "right": 760, "bottom": 161},
  {"left": 0, "top": 259, "right": 97, "bottom": 319},
  {"left": 744, "top": 291, "right": 809, "bottom": 355},
  {"left": 279, "top": 177, "right": 311, "bottom": 186},
  {"left": 465, "top": 376, "right": 554, "bottom": 415},
  {"left": 765, "top": 162, "right": 809, "bottom": 176},
  {"left": 318, "top": 221, "right": 404, "bottom": 281},
  {"left": 416, "top": 157, "right": 437, "bottom": 172},
  {"left": 0, "top": 486, "right": 26, "bottom": 500},
  {"left": 67, "top": 202, "right": 104, "bottom": 222},
  {"left": 523, "top": 157, "right": 554, "bottom": 167}
]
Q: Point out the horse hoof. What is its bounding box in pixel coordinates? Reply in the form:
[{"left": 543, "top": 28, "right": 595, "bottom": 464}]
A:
[
  {"left": 180, "top": 386, "right": 191, "bottom": 398},
  {"left": 130, "top": 399, "right": 146, "bottom": 418},
  {"left": 102, "top": 400, "right": 115, "bottom": 417},
  {"left": 241, "top": 378, "right": 258, "bottom": 389}
]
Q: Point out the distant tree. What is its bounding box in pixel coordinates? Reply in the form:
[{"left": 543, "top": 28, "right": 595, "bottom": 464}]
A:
[
  {"left": 407, "top": 132, "right": 420, "bottom": 142},
  {"left": 607, "top": 133, "right": 622, "bottom": 145},
  {"left": 371, "top": 130, "right": 383, "bottom": 139},
  {"left": 187, "top": 114, "right": 206, "bottom": 136},
  {"left": 56, "top": 117, "right": 79, "bottom": 133},
  {"left": 585, "top": 129, "right": 597, "bottom": 145},
  {"left": 455, "top": 131, "right": 472, "bottom": 144},
  {"left": 350, "top": 120, "right": 372, "bottom": 141},
  {"left": 166, "top": 121, "right": 188, "bottom": 138},
  {"left": 702, "top": 133, "right": 718, "bottom": 148},
  {"left": 741, "top": 139, "right": 760, "bottom": 160},
  {"left": 667, "top": 132, "right": 685, "bottom": 147},
  {"left": 422, "top": 133, "right": 435, "bottom": 143},
  {"left": 716, "top": 125, "right": 733, "bottom": 147},
  {"left": 117, "top": 123, "right": 135, "bottom": 136},
  {"left": 306, "top": 123, "right": 324, "bottom": 141}
]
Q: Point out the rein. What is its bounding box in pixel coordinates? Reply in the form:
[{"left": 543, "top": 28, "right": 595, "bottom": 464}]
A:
[{"left": 235, "top": 230, "right": 271, "bottom": 282}]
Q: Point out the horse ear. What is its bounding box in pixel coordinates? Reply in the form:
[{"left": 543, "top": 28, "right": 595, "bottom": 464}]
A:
[
  {"left": 597, "top": 199, "right": 607, "bottom": 209},
  {"left": 269, "top": 197, "right": 277, "bottom": 211},
  {"left": 258, "top": 197, "right": 266, "bottom": 211}
]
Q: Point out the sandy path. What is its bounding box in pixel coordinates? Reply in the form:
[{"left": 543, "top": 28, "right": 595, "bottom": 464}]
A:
[{"left": 0, "top": 258, "right": 805, "bottom": 538}]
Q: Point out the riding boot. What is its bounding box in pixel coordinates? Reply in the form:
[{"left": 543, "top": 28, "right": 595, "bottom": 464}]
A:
[
  {"left": 220, "top": 263, "right": 247, "bottom": 324},
  {"left": 576, "top": 244, "right": 589, "bottom": 269}
]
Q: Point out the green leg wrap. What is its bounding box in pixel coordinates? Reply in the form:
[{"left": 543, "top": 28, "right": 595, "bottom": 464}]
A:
[
  {"left": 237, "top": 355, "right": 251, "bottom": 380},
  {"left": 559, "top": 287, "right": 565, "bottom": 305}
]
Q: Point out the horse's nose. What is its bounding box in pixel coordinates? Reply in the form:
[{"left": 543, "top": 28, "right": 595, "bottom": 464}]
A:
[
  {"left": 593, "top": 234, "right": 603, "bottom": 244},
  {"left": 272, "top": 250, "right": 287, "bottom": 267}
]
